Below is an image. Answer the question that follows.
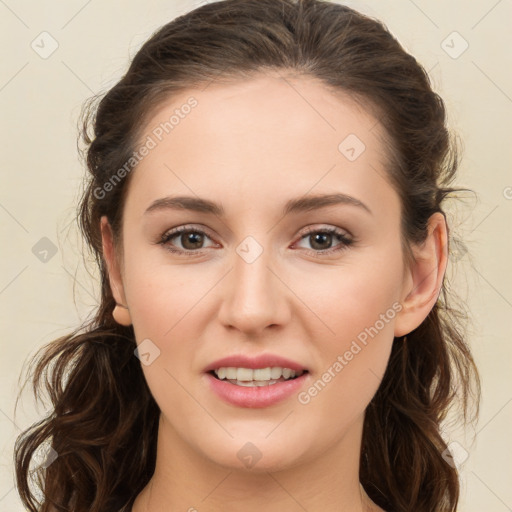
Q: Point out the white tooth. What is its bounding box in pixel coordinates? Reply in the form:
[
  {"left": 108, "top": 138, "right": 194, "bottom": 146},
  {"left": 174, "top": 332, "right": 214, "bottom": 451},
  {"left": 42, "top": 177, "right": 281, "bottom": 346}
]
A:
[
  {"left": 253, "top": 367, "right": 272, "bottom": 380},
  {"left": 237, "top": 368, "right": 254, "bottom": 381},
  {"left": 225, "top": 367, "right": 238, "bottom": 379},
  {"left": 217, "top": 366, "right": 303, "bottom": 381},
  {"left": 270, "top": 367, "right": 283, "bottom": 379}
]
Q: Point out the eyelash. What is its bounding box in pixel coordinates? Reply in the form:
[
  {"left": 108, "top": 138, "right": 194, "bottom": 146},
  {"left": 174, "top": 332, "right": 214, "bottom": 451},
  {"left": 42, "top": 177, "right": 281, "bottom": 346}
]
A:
[{"left": 158, "top": 225, "right": 354, "bottom": 256}]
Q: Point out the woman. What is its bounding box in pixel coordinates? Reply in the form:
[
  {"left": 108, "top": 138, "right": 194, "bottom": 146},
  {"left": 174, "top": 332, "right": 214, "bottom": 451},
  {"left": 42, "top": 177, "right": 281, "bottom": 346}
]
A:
[{"left": 15, "top": 0, "right": 481, "bottom": 511}]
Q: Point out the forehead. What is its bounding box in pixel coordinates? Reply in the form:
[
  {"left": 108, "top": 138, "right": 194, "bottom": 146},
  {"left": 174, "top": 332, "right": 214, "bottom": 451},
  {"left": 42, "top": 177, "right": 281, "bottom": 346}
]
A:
[{"left": 125, "top": 72, "right": 398, "bottom": 219}]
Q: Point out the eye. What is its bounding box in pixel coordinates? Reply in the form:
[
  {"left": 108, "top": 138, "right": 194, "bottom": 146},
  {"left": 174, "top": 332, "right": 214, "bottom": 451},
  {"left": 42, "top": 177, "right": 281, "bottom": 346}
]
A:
[
  {"left": 159, "top": 225, "right": 218, "bottom": 254},
  {"left": 294, "top": 226, "right": 353, "bottom": 255},
  {"left": 157, "top": 224, "right": 353, "bottom": 256}
]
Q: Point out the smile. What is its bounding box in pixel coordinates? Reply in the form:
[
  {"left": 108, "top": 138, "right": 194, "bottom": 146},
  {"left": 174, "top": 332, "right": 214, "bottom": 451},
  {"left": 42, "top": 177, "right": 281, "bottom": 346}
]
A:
[
  {"left": 205, "top": 369, "right": 310, "bottom": 408},
  {"left": 211, "top": 366, "right": 306, "bottom": 386}
]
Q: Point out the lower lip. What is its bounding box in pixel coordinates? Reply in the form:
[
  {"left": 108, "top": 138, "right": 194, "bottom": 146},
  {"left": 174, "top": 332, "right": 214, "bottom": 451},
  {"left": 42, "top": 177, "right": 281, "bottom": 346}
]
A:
[{"left": 205, "top": 372, "right": 309, "bottom": 408}]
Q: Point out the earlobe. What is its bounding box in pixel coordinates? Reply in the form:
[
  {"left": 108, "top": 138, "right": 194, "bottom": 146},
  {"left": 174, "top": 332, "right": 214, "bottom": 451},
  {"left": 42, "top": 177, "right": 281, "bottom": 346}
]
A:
[
  {"left": 394, "top": 212, "right": 448, "bottom": 337},
  {"left": 100, "top": 216, "right": 132, "bottom": 327}
]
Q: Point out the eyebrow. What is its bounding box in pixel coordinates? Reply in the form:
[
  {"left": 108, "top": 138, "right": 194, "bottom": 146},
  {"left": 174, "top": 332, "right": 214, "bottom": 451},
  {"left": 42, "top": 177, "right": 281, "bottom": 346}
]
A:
[{"left": 144, "top": 193, "right": 372, "bottom": 217}]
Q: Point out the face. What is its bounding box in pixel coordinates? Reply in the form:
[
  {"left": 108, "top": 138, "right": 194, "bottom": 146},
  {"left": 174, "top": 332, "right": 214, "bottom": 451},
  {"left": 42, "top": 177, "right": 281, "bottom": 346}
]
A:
[{"left": 102, "top": 72, "right": 434, "bottom": 473}]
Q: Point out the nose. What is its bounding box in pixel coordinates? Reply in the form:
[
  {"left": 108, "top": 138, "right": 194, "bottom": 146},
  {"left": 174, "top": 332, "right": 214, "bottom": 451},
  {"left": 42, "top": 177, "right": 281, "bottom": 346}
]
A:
[{"left": 217, "top": 244, "right": 291, "bottom": 336}]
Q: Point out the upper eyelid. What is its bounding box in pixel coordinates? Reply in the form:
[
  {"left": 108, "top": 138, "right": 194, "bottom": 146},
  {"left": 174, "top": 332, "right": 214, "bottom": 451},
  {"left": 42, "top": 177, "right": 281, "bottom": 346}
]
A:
[
  {"left": 299, "top": 225, "right": 350, "bottom": 237},
  {"left": 162, "top": 224, "right": 349, "bottom": 239},
  {"left": 161, "top": 225, "right": 219, "bottom": 247},
  {"left": 162, "top": 224, "right": 216, "bottom": 239}
]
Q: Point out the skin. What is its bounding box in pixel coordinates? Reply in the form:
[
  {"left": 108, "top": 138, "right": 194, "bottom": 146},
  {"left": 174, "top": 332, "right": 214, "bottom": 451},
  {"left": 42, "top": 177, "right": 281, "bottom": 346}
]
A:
[{"left": 101, "top": 71, "right": 448, "bottom": 512}]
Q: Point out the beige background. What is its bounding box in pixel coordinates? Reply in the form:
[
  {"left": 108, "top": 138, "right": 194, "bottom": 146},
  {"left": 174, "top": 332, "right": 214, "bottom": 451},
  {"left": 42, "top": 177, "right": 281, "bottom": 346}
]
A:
[{"left": 1, "top": 0, "right": 511, "bottom": 510}]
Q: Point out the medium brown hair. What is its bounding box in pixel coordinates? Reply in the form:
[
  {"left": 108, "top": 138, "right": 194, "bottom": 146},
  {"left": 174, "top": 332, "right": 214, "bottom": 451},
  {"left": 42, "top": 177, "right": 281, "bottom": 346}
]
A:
[{"left": 15, "top": 1, "right": 480, "bottom": 511}]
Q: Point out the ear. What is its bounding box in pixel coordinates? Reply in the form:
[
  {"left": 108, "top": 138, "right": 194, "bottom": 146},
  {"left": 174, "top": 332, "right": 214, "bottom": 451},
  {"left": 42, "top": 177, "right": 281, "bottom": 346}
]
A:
[
  {"left": 100, "top": 216, "right": 132, "bottom": 326},
  {"left": 394, "top": 212, "right": 448, "bottom": 337}
]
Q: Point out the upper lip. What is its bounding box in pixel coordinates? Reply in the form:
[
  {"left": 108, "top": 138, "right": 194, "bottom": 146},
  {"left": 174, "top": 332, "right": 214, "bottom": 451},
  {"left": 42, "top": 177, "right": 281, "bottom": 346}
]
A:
[{"left": 204, "top": 354, "right": 309, "bottom": 373}]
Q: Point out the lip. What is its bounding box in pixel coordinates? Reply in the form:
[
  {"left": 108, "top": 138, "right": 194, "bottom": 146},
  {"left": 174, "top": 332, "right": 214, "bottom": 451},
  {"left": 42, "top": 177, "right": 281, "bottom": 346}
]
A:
[
  {"left": 203, "top": 353, "right": 308, "bottom": 373},
  {"left": 204, "top": 371, "right": 310, "bottom": 408}
]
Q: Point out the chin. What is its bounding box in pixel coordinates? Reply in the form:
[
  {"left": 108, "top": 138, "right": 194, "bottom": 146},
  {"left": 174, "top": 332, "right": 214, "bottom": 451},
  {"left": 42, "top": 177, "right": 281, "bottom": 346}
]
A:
[{"left": 200, "top": 437, "right": 309, "bottom": 474}]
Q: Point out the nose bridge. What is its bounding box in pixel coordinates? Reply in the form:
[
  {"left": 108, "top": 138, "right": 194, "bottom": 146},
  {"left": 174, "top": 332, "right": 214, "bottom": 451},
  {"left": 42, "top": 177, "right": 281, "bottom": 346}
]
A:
[{"left": 218, "top": 236, "right": 288, "bottom": 333}]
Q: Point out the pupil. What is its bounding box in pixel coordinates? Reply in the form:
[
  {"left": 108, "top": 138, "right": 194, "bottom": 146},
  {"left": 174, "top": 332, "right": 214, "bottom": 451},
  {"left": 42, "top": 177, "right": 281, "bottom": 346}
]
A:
[
  {"left": 311, "top": 233, "right": 332, "bottom": 250},
  {"left": 182, "top": 232, "right": 203, "bottom": 249}
]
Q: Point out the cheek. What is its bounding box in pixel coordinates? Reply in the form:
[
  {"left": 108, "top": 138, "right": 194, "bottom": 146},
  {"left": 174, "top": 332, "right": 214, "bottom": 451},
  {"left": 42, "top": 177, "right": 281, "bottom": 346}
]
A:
[
  {"left": 296, "top": 244, "right": 403, "bottom": 342},
  {"left": 122, "top": 255, "right": 214, "bottom": 416},
  {"left": 122, "top": 246, "right": 217, "bottom": 340},
  {"left": 293, "top": 247, "right": 402, "bottom": 418}
]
